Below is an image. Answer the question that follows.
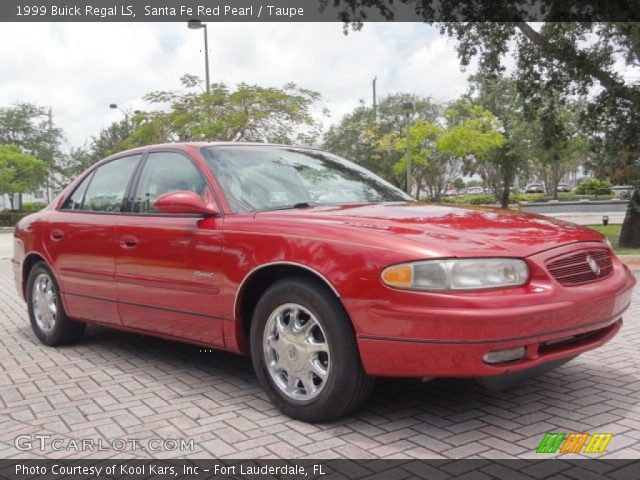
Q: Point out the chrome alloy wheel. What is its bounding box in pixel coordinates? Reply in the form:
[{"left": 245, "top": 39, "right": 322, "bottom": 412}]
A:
[
  {"left": 31, "top": 273, "right": 58, "bottom": 334},
  {"left": 263, "top": 303, "right": 330, "bottom": 401}
]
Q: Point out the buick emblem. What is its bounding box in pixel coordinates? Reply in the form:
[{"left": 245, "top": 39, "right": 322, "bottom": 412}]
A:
[{"left": 586, "top": 256, "right": 600, "bottom": 275}]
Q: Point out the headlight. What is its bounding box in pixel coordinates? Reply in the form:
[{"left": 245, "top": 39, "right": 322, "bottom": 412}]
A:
[{"left": 381, "top": 258, "right": 530, "bottom": 291}]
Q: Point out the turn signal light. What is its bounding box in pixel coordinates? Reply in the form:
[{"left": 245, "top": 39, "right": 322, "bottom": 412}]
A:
[{"left": 381, "top": 265, "right": 413, "bottom": 288}]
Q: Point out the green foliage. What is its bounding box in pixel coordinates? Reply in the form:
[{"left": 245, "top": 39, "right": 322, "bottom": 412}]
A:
[
  {"left": 379, "top": 101, "right": 504, "bottom": 200},
  {"left": 0, "top": 144, "right": 48, "bottom": 209},
  {"left": 440, "top": 194, "right": 496, "bottom": 205},
  {"left": 0, "top": 211, "right": 31, "bottom": 226},
  {"left": 511, "top": 193, "right": 545, "bottom": 203},
  {"left": 0, "top": 104, "right": 63, "bottom": 165},
  {"left": 122, "top": 76, "right": 323, "bottom": 148},
  {"left": 20, "top": 201, "right": 47, "bottom": 211},
  {"left": 323, "top": 93, "right": 440, "bottom": 184},
  {"left": 59, "top": 119, "right": 133, "bottom": 180},
  {"left": 453, "top": 178, "right": 465, "bottom": 190},
  {"left": 575, "top": 179, "right": 613, "bottom": 195}
]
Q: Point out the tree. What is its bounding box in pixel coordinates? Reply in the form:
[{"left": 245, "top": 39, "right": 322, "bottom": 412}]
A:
[
  {"left": 526, "top": 99, "right": 588, "bottom": 199},
  {"left": 380, "top": 118, "right": 440, "bottom": 198},
  {"left": 380, "top": 102, "right": 504, "bottom": 201},
  {"left": 0, "top": 144, "right": 48, "bottom": 210},
  {"left": 121, "top": 75, "right": 323, "bottom": 148},
  {"left": 323, "top": 93, "right": 440, "bottom": 185},
  {"left": 0, "top": 103, "right": 64, "bottom": 197},
  {"left": 59, "top": 119, "right": 134, "bottom": 182},
  {"left": 441, "top": 22, "right": 640, "bottom": 245},
  {"left": 313, "top": 2, "right": 640, "bottom": 244},
  {"left": 465, "top": 76, "right": 532, "bottom": 207}
]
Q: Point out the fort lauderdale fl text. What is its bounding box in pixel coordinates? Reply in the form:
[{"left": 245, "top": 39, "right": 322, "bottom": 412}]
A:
[
  {"left": 16, "top": 463, "right": 326, "bottom": 476},
  {"left": 17, "top": 4, "right": 305, "bottom": 18}
]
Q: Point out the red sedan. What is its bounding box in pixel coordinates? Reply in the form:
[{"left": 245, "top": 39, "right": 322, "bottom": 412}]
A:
[{"left": 12, "top": 143, "right": 636, "bottom": 422}]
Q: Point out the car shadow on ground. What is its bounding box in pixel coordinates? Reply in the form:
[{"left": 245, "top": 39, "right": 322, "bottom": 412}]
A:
[{"left": 14, "top": 320, "right": 632, "bottom": 431}]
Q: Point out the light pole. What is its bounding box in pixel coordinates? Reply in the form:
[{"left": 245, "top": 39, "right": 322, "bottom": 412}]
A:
[
  {"left": 109, "top": 104, "right": 141, "bottom": 123},
  {"left": 188, "top": 19, "right": 210, "bottom": 94},
  {"left": 402, "top": 102, "right": 414, "bottom": 196}
]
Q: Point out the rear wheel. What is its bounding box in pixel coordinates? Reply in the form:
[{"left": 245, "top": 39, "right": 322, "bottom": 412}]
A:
[
  {"left": 250, "top": 277, "right": 374, "bottom": 422},
  {"left": 26, "top": 262, "right": 85, "bottom": 346}
]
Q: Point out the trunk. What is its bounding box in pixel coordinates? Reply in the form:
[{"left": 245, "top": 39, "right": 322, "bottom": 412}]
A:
[
  {"left": 8, "top": 194, "right": 14, "bottom": 211},
  {"left": 619, "top": 188, "right": 640, "bottom": 248},
  {"left": 414, "top": 173, "right": 424, "bottom": 201},
  {"left": 501, "top": 180, "right": 511, "bottom": 209},
  {"left": 551, "top": 155, "right": 559, "bottom": 200}
]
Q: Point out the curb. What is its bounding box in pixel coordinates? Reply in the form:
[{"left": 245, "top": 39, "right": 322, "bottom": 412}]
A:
[{"left": 619, "top": 255, "right": 640, "bottom": 272}]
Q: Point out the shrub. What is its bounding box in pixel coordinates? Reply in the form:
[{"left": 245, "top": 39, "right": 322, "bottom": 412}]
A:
[
  {"left": 0, "top": 211, "right": 32, "bottom": 227},
  {"left": 511, "top": 193, "right": 545, "bottom": 203},
  {"left": 440, "top": 194, "right": 496, "bottom": 205},
  {"left": 21, "top": 201, "right": 47, "bottom": 211},
  {"left": 575, "top": 179, "right": 612, "bottom": 196}
]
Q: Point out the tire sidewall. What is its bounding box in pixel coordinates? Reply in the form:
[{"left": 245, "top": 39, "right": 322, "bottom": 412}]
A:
[
  {"left": 250, "top": 279, "right": 358, "bottom": 420},
  {"left": 26, "top": 263, "right": 65, "bottom": 346}
]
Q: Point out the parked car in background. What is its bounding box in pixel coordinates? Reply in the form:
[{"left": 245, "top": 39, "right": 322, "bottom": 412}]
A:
[
  {"left": 12, "top": 143, "right": 636, "bottom": 422},
  {"left": 525, "top": 183, "right": 545, "bottom": 194},
  {"left": 613, "top": 185, "right": 634, "bottom": 200},
  {"left": 466, "top": 186, "right": 484, "bottom": 194},
  {"left": 557, "top": 183, "right": 571, "bottom": 193}
]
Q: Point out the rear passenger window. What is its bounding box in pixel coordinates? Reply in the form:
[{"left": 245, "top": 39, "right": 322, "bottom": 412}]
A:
[
  {"left": 81, "top": 155, "right": 141, "bottom": 212},
  {"left": 62, "top": 173, "right": 93, "bottom": 210},
  {"left": 132, "top": 152, "right": 207, "bottom": 213}
]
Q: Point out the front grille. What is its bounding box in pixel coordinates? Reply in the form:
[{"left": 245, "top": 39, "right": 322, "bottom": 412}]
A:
[{"left": 546, "top": 248, "right": 613, "bottom": 286}]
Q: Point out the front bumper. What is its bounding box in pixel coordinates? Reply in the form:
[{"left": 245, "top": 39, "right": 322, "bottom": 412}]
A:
[{"left": 348, "top": 242, "right": 636, "bottom": 378}]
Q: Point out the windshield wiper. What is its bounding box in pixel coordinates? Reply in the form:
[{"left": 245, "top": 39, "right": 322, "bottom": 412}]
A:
[{"left": 257, "top": 202, "right": 321, "bottom": 212}]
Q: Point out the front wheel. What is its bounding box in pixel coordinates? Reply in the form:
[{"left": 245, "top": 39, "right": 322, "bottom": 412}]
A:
[
  {"left": 250, "top": 277, "right": 374, "bottom": 422},
  {"left": 26, "top": 262, "right": 85, "bottom": 346}
]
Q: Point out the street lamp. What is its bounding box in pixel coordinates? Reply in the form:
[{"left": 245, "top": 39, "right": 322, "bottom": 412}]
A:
[
  {"left": 402, "top": 101, "right": 414, "bottom": 196},
  {"left": 110, "top": 103, "right": 131, "bottom": 121},
  {"left": 109, "top": 104, "right": 141, "bottom": 123},
  {"left": 188, "top": 19, "right": 211, "bottom": 95}
]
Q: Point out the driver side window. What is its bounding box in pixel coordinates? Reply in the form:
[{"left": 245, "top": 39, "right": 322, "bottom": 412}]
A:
[{"left": 132, "top": 152, "right": 208, "bottom": 214}]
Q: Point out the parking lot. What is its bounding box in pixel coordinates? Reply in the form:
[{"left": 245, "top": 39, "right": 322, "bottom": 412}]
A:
[{"left": 0, "top": 258, "right": 639, "bottom": 459}]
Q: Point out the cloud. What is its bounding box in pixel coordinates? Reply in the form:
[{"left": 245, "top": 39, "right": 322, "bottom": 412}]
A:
[{"left": 0, "top": 22, "right": 474, "bottom": 149}]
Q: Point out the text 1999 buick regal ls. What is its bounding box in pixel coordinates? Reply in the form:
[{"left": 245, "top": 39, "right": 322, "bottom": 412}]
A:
[{"left": 12, "top": 143, "right": 636, "bottom": 422}]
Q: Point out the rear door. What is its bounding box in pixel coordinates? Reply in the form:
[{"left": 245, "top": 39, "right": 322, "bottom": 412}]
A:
[
  {"left": 47, "top": 154, "right": 142, "bottom": 326},
  {"left": 115, "top": 150, "right": 225, "bottom": 346}
]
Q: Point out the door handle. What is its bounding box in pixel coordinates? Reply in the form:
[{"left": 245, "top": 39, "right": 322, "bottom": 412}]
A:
[
  {"left": 119, "top": 235, "right": 139, "bottom": 249},
  {"left": 50, "top": 229, "right": 64, "bottom": 241}
]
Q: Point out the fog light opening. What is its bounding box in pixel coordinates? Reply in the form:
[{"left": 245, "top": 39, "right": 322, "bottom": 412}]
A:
[{"left": 482, "top": 347, "right": 526, "bottom": 365}]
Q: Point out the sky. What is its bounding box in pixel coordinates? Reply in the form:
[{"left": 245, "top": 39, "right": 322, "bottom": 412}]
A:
[{"left": 0, "top": 22, "right": 475, "bottom": 150}]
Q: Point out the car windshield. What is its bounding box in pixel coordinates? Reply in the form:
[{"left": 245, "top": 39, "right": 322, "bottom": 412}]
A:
[{"left": 201, "top": 146, "right": 410, "bottom": 213}]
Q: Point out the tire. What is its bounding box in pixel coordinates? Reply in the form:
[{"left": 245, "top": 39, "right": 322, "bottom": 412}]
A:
[
  {"left": 26, "top": 262, "right": 85, "bottom": 346},
  {"left": 250, "top": 277, "right": 374, "bottom": 422}
]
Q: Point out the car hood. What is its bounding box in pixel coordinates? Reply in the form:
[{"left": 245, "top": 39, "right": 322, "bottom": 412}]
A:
[{"left": 255, "top": 202, "right": 604, "bottom": 258}]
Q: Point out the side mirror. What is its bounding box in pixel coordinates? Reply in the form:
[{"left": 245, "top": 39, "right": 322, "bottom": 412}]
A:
[{"left": 154, "top": 190, "right": 220, "bottom": 216}]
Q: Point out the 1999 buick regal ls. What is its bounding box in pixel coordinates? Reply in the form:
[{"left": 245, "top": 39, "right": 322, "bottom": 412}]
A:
[{"left": 12, "top": 143, "right": 637, "bottom": 422}]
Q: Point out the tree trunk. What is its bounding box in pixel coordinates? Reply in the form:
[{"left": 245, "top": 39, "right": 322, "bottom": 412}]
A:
[
  {"left": 619, "top": 188, "right": 640, "bottom": 248},
  {"left": 551, "top": 155, "right": 559, "bottom": 200},
  {"left": 501, "top": 179, "right": 511, "bottom": 209}
]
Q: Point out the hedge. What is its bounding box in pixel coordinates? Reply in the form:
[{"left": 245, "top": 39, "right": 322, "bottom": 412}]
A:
[{"left": 0, "top": 211, "right": 32, "bottom": 227}]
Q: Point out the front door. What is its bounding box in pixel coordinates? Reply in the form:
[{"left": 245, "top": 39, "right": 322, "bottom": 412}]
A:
[{"left": 115, "top": 151, "right": 224, "bottom": 346}]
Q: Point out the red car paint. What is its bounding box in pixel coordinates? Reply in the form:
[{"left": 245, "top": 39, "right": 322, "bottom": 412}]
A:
[{"left": 12, "top": 143, "right": 637, "bottom": 379}]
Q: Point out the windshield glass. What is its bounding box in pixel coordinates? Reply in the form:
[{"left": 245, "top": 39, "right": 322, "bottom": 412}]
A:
[{"left": 201, "top": 146, "right": 410, "bottom": 213}]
